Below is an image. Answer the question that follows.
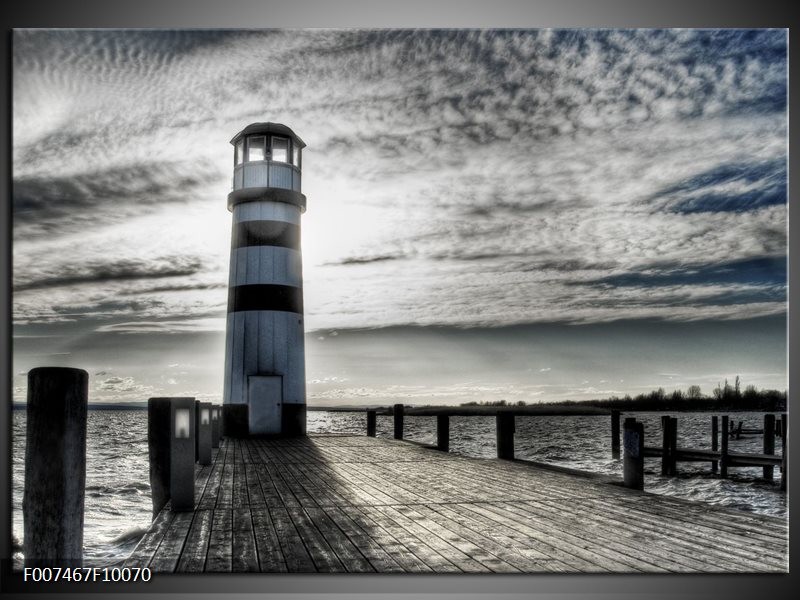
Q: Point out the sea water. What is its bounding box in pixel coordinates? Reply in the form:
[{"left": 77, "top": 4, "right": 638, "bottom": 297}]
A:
[{"left": 11, "top": 410, "right": 787, "bottom": 567}]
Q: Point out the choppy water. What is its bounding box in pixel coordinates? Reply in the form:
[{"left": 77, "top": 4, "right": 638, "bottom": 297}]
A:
[{"left": 12, "top": 409, "right": 786, "bottom": 568}]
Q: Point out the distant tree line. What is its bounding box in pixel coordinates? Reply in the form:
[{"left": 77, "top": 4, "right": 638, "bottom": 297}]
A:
[{"left": 460, "top": 376, "right": 786, "bottom": 412}]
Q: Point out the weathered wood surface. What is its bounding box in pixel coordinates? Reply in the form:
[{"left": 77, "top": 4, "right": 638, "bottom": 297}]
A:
[{"left": 124, "top": 435, "right": 788, "bottom": 573}]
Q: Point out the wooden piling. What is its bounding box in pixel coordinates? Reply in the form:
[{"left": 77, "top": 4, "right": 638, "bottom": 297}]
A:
[
  {"left": 23, "top": 367, "right": 88, "bottom": 567},
  {"left": 763, "top": 414, "right": 775, "bottom": 480},
  {"left": 611, "top": 410, "right": 621, "bottom": 459},
  {"left": 780, "top": 413, "right": 787, "bottom": 491},
  {"left": 496, "top": 412, "right": 515, "bottom": 460},
  {"left": 148, "top": 398, "right": 172, "bottom": 518},
  {"left": 711, "top": 416, "right": 719, "bottom": 474},
  {"left": 720, "top": 415, "right": 729, "bottom": 478},
  {"left": 668, "top": 417, "right": 678, "bottom": 476},
  {"left": 436, "top": 414, "right": 450, "bottom": 452},
  {"left": 393, "top": 404, "right": 404, "bottom": 440},
  {"left": 623, "top": 418, "right": 644, "bottom": 490},
  {"left": 661, "top": 415, "right": 671, "bottom": 476},
  {"left": 366, "top": 410, "right": 377, "bottom": 437}
]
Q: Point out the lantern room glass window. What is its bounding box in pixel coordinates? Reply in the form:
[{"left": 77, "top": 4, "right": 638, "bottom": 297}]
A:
[
  {"left": 272, "top": 137, "right": 289, "bottom": 163},
  {"left": 247, "top": 136, "right": 266, "bottom": 162},
  {"left": 293, "top": 145, "right": 300, "bottom": 167},
  {"left": 201, "top": 408, "right": 210, "bottom": 426},
  {"left": 235, "top": 140, "right": 244, "bottom": 165}
]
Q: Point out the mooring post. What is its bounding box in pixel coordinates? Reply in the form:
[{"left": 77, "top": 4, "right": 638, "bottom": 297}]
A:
[
  {"left": 198, "top": 402, "right": 213, "bottom": 466},
  {"left": 780, "top": 413, "right": 787, "bottom": 491},
  {"left": 623, "top": 417, "right": 644, "bottom": 490},
  {"left": 668, "top": 417, "right": 678, "bottom": 475},
  {"left": 496, "top": 412, "right": 515, "bottom": 459},
  {"left": 661, "top": 415, "right": 671, "bottom": 475},
  {"left": 211, "top": 406, "right": 220, "bottom": 449},
  {"left": 23, "top": 367, "right": 88, "bottom": 567},
  {"left": 366, "top": 410, "right": 376, "bottom": 437},
  {"left": 393, "top": 404, "right": 404, "bottom": 440},
  {"left": 148, "top": 397, "right": 172, "bottom": 518},
  {"left": 437, "top": 414, "right": 450, "bottom": 452},
  {"left": 170, "top": 397, "right": 196, "bottom": 511},
  {"left": 763, "top": 414, "right": 776, "bottom": 481},
  {"left": 611, "top": 410, "right": 621, "bottom": 459},
  {"left": 711, "top": 415, "right": 719, "bottom": 474},
  {"left": 720, "top": 415, "right": 729, "bottom": 478}
]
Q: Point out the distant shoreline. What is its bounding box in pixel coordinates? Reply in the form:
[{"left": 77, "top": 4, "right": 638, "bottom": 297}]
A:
[{"left": 12, "top": 400, "right": 784, "bottom": 414}]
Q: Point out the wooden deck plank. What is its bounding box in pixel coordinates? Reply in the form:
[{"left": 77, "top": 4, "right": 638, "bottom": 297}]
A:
[
  {"left": 232, "top": 508, "right": 259, "bottom": 572},
  {"left": 175, "top": 510, "right": 213, "bottom": 572},
  {"left": 127, "top": 434, "right": 788, "bottom": 574},
  {"left": 204, "top": 509, "right": 233, "bottom": 572}
]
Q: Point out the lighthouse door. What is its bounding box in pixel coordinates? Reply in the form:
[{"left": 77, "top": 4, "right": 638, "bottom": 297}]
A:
[{"left": 248, "top": 375, "right": 283, "bottom": 435}]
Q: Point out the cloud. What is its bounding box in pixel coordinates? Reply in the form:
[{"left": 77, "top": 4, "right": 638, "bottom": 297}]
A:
[{"left": 11, "top": 28, "right": 787, "bottom": 336}]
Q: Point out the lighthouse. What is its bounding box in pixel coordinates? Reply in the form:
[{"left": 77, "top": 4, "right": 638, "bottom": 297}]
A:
[{"left": 223, "top": 123, "right": 307, "bottom": 436}]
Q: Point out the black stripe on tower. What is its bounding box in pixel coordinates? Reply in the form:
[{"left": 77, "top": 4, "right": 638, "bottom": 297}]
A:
[
  {"left": 232, "top": 220, "right": 300, "bottom": 250},
  {"left": 228, "top": 284, "right": 304, "bottom": 314}
]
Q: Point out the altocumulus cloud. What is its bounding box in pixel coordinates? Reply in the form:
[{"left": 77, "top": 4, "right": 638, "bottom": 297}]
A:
[{"left": 12, "top": 28, "right": 786, "bottom": 333}]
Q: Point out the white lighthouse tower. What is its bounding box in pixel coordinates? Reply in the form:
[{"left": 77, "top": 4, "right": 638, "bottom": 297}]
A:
[{"left": 223, "top": 123, "right": 307, "bottom": 436}]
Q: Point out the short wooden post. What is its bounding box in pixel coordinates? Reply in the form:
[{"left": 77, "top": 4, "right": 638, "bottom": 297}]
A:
[
  {"left": 711, "top": 416, "right": 719, "bottom": 473},
  {"left": 211, "top": 406, "right": 220, "bottom": 449},
  {"left": 720, "top": 415, "right": 729, "bottom": 478},
  {"left": 366, "top": 410, "right": 376, "bottom": 437},
  {"left": 148, "top": 397, "right": 172, "bottom": 517},
  {"left": 780, "top": 413, "right": 787, "bottom": 491},
  {"left": 668, "top": 417, "right": 678, "bottom": 475},
  {"left": 23, "top": 367, "right": 88, "bottom": 567},
  {"left": 661, "top": 415, "right": 671, "bottom": 475},
  {"left": 170, "top": 397, "right": 196, "bottom": 511},
  {"left": 611, "top": 410, "right": 621, "bottom": 459},
  {"left": 436, "top": 414, "right": 450, "bottom": 452},
  {"left": 393, "top": 404, "right": 404, "bottom": 440},
  {"left": 762, "top": 414, "right": 775, "bottom": 480},
  {"left": 623, "top": 418, "right": 644, "bottom": 490},
  {"left": 194, "top": 400, "right": 201, "bottom": 461},
  {"left": 197, "top": 402, "right": 213, "bottom": 466},
  {"left": 496, "top": 412, "right": 515, "bottom": 460}
]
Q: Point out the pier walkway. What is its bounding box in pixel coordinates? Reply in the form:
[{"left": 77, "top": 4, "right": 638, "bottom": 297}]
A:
[{"left": 124, "top": 435, "right": 788, "bottom": 573}]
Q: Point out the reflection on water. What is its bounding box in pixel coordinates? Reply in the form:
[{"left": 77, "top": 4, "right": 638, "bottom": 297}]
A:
[{"left": 12, "top": 409, "right": 786, "bottom": 567}]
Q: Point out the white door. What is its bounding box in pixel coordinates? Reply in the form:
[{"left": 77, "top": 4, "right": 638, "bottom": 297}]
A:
[{"left": 248, "top": 375, "right": 282, "bottom": 435}]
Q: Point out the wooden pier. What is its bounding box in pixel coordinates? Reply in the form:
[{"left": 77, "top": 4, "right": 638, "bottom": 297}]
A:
[{"left": 124, "top": 435, "right": 787, "bottom": 573}]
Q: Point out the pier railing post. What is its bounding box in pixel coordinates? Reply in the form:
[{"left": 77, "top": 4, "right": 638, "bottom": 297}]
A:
[
  {"left": 496, "top": 412, "right": 515, "bottom": 460},
  {"left": 393, "top": 404, "right": 404, "bottom": 440},
  {"left": 780, "top": 413, "right": 787, "bottom": 491},
  {"left": 668, "top": 417, "right": 678, "bottom": 475},
  {"left": 720, "top": 415, "right": 729, "bottom": 478},
  {"left": 367, "top": 410, "right": 376, "bottom": 437},
  {"left": 198, "top": 402, "right": 213, "bottom": 466},
  {"left": 661, "top": 415, "right": 671, "bottom": 475},
  {"left": 611, "top": 410, "right": 621, "bottom": 459},
  {"left": 623, "top": 417, "right": 644, "bottom": 490},
  {"left": 711, "top": 416, "right": 719, "bottom": 474},
  {"left": 170, "top": 397, "right": 196, "bottom": 511},
  {"left": 763, "top": 414, "right": 776, "bottom": 480},
  {"left": 436, "top": 414, "right": 450, "bottom": 452},
  {"left": 23, "top": 367, "right": 88, "bottom": 567}
]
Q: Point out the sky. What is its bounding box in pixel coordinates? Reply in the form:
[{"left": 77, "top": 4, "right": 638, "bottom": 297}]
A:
[{"left": 11, "top": 29, "right": 787, "bottom": 406}]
